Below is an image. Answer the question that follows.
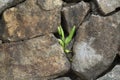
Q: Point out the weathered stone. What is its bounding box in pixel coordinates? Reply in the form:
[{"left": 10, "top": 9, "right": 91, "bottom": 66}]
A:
[
  {"left": 62, "top": 1, "right": 89, "bottom": 33},
  {"left": 0, "top": 0, "right": 61, "bottom": 41},
  {"left": 37, "top": 0, "right": 63, "bottom": 10},
  {"left": 0, "top": 34, "right": 70, "bottom": 80},
  {"left": 72, "top": 12, "right": 120, "bottom": 80},
  {"left": 0, "top": 46, "right": 6, "bottom": 79},
  {"left": 63, "top": 0, "right": 81, "bottom": 3},
  {"left": 54, "top": 77, "right": 71, "bottom": 80},
  {"left": 0, "top": 0, "right": 25, "bottom": 14},
  {"left": 94, "top": 0, "right": 120, "bottom": 14},
  {"left": 97, "top": 65, "right": 120, "bottom": 80},
  {"left": 0, "top": 40, "right": 2, "bottom": 44}
]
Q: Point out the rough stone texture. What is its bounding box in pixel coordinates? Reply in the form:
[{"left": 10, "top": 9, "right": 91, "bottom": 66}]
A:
[
  {"left": 94, "top": 0, "right": 120, "bottom": 14},
  {"left": 54, "top": 77, "right": 71, "bottom": 80},
  {"left": 0, "top": 34, "right": 70, "bottom": 80},
  {"left": 37, "top": 0, "right": 63, "bottom": 10},
  {"left": 63, "top": 0, "right": 81, "bottom": 3},
  {"left": 0, "top": 40, "right": 2, "bottom": 44},
  {"left": 0, "top": 0, "right": 25, "bottom": 14},
  {"left": 0, "top": 0, "right": 61, "bottom": 41},
  {"left": 72, "top": 11, "right": 120, "bottom": 80},
  {"left": 97, "top": 65, "right": 120, "bottom": 80},
  {"left": 0, "top": 46, "right": 6, "bottom": 80},
  {"left": 62, "top": 1, "right": 89, "bottom": 33}
]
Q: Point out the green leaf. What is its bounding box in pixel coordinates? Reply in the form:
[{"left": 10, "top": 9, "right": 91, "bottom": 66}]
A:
[
  {"left": 65, "top": 49, "right": 71, "bottom": 53},
  {"left": 58, "top": 39, "right": 64, "bottom": 48},
  {"left": 60, "top": 26, "right": 65, "bottom": 41},
  {"left": 65, "top": 26, "right": 75, "bottom": 46},
  {"left": 58, "top": 26, "right": 61, "bottom": 36}
]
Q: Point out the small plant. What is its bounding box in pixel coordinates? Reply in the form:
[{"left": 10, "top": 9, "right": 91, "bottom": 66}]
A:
[{"left": 58, "top": 25, "right": 76, "bottom": 53}]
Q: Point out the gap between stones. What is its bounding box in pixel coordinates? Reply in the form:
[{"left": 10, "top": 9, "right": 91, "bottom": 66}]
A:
[
  {"left": 0, "top": 0, "right": 26, "bottom": 15},
  {"left": 97, "top": 54, "right": 120, "bottom": 79}
]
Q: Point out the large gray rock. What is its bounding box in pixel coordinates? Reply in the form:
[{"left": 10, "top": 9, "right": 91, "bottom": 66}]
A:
[
  {"left": 54, "top": 77, "right": 71, "bottom": 80},
  {"left": 0, "top": 34, "right": 70, "bottom": 80},
  {"left": 62, "top": 1, "right": 89, "bottom": 33},
  {"left": 0, "top": 0, "right": 61, "bottom": 42},
  {"left": 94, "top": 0, "right": 120, "bottom": 14},
  {"left": 0, "top": 0, "right": 25, "bottom": 14},
  {"left": 72, "top": 12, "right": 120, "bottom": 80},
  {"left": 97, "top": 65, "right": 120, "bottom": 80}
]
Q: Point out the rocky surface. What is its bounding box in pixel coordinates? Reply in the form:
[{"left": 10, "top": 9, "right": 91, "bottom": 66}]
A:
[
  {"left": 72, "top": 11, "right": 120, "bottom": 80},
  {"left": 62, "top": 1, "right": 89, "bottom": 33},
  {"left": 0, "top": 0, "right": 61, "bottom": 41},
  {"left": 94, "top": 0, "right": 120, "bottom": 14},
  {"left": 54, "top": 77, "right": 71, "bottom": 80},
  {"left": 97, "top": 65, "right": 120, "bottom": 80},
  {"left": 0, "top": 34, "right": 70, "bottom": 80},
  {"left": 0, "top": 0, "right": 120, "bottom": 80},
  {"left": 37, "top": 0, "right": 63, "bottom": 10},
  {"left": 63, "top": 0, "right": 81, "bottom": 3},
  {"left": 0, "top": 0, "right": 25, "bottom": 14}
]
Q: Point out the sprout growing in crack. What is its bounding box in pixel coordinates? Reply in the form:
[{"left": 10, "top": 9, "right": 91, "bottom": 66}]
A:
[{"left": 58, "top": 25, "right": 76, "bottom": 53}]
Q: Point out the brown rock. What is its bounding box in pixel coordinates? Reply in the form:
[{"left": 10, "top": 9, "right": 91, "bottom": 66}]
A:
[
  {"left": 62, "top": 1, "right": 89, "bottom": 33},
  {"left": 1, "top": 0, "right": 61, "bottom": 41},
  {"left": 72, "top": 12, "right": 120, "bottom": 80},
  {"left": 0, "top": 34, "right": 70, "bottom": 80},
  {"left": 0, "top": 46, "right": 6, "bottom": 80}
]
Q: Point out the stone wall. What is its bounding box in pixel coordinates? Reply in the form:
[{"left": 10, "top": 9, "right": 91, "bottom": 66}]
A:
[{"left": 0, "top": 0, "right": 120, "bottom": 80}]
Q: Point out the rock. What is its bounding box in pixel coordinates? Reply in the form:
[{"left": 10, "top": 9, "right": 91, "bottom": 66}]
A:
[
  {"left": 62, "top": 1, "right": 89, "bottom": 33},
  {"left": 0, "top": 0, "right": 61, "bottom": 41},
  {"left": 0, "top": 41, "right": 1, "bottom": 44},
  {"left": 0, "top": 46, "right": 6, "bottom": 79},
  {"left": 63, "top": 0, "right": 81, "bottom": 3},
  {"left": 0, "top": 0, "right": 25, "bottom": 14},
  {"left": 97, "top": 65, "right": 120, "bottom": 80},
  {"left": 37, "top": 0, "right": 63, "bottom": 10},
  {"left": 94, "top": 0, "right": 120, "bottom": 14},
  {"left": 72, "top": 12, "right": 120, "bottom": 80},
  {"left": 54, "top": 77, "right": 71, "bottom": 80},
  {"left": 0, "top": 34, "right": 70, "bottom": 80}
]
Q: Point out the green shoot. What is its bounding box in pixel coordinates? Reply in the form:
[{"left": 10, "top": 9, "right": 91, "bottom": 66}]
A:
[{"left": 57, "top": 26, "right": 76, "bottom": 53}]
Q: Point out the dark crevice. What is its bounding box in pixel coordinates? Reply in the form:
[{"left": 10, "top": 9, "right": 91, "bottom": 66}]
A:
[
  {"left": 90, "top": 0, "right": 120, "bottom": 16},
  {"left": 96, "top": 54, "right": 120, "bottom": 79},
  {"left": 83, "top": 0, "right": 92, "bottom": 2},
  {"left": 62, "top": 0, "right": 81, "bottom": 3},
  {"left": 54, "top": 69, "right": 81, "bottom": 80},
  {"left": 104, "top": 7, "right": 120, "bottom": 16},
  {"left": 61, "top": 11, "right": 69, "bottom": 36},
  {"left": 0, "top": 0, "right": 26, "bottom": 15},
  {"left": 1, "top": 34, "right": 45, "bottom": 44}
]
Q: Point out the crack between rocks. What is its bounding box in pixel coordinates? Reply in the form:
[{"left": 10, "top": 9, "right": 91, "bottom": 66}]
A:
[
  {"left": 1, "top": 34, "right": 46, "bottom": 44},
  {"left": 0, "top": 0, "right": 26, "bottom": 15},
  {"left": 90, "top": 0, "right": 120, "bottom": 16},
  {"left": 96, "top": 54, "right": 120, "bottom": 79}
]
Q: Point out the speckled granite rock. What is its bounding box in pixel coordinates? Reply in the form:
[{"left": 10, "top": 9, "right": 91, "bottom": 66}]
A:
[
  {"left": 0, "top": 34, "right": 70, "bottom": 80},
  {"left": 0, "top": 0, "right": 61, "bottom": 41},
  {"left": 72, "top": 11, "right": 120, "bottom": 80}
]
